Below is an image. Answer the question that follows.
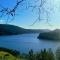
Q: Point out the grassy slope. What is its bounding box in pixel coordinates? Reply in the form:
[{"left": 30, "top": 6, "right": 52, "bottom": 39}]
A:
[
  {"left": 0, "top": 51, "right": 26, "bottom": 60},
  {"left": 0, "top": 51, "right": 17, "bottom": 60},
  {"left": 0, "top": 47, "right": 27, "bottom": 60}
]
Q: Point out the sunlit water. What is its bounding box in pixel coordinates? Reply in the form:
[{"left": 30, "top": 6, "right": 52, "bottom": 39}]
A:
[{"left": 0, "top": 33, "right": 60, "bottom": 53}]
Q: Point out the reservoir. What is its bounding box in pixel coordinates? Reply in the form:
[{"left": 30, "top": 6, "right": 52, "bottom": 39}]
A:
[{"left": 0, "top": 33, "right": 59, "bottom": 53}]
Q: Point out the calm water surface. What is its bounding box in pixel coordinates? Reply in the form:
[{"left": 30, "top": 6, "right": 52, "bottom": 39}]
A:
[{"left": 0, "top": 33, "right": 60, "bottom": 53}]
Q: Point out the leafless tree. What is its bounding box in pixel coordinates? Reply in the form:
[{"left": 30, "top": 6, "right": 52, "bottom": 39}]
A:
[
  {"left": 27, "top": 0, "right": 54, "bottom": 26},
  {"left": 0, "top": 0, "right": 54, "bottom": 24},
  {"left": 0, "top": 0, "right": 25, "bottom": 23}
]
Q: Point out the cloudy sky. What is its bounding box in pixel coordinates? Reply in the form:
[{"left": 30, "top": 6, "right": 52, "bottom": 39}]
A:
[{"left": 0, "top": 0, "right": 60, "bottom": 30}]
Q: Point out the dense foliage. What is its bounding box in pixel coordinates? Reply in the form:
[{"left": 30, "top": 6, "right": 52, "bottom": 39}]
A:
[
  {"left": 1, "top": 47, "right": 60, "bottom": 60},
  {"left": 27, "top": 49, "right": 55, "bottom": 60}
]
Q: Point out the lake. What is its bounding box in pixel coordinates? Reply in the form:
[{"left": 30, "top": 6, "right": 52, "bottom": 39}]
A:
[{"left": 0, "top": 33, "right": 60, "bottom": 53}]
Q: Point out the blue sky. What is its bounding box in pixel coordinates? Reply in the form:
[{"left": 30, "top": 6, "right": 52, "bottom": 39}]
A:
[{"left": 0, "top": 0, "right": 60, "bottom": 30}]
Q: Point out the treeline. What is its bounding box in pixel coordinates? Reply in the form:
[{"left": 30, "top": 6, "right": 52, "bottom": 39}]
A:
[{"left": 0, "top": 47, "right": 60, "bottom": 60}]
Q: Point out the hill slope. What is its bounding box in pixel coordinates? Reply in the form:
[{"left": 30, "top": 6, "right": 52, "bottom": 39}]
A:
[
  {"left": 0, "top": 47, "right": 26, "bottom": 60},
  {"left": 0, "top": 24, "right": 50, "bottom": 35},
  {"left": 0, "top": 24, "right": 27, "bottom": 35},
  {"left": 38, "top": 29, "right": 60, "bottom": 40}
]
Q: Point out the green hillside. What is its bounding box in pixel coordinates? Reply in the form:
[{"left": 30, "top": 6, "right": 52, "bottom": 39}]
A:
[
  {"left": 38, "top": 29, "right": 60, "bottom": 40},
  {"left": 0, "top": 24, "right": 49, "bottom": 35},
  {"left": 0, "top": 47, "right": 26, "bottom": 60},
  {"left": 0, "top": 24, "right": 26, "bottom": 35}
]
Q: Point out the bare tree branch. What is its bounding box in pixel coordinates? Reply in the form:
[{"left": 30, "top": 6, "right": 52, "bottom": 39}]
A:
[
  {"left": 0, "top": 0, "right": 54, "bottom": 25},
  {"left": 29, "top": 0, "right": 53, "bottom": 26},
  {"left": 0, "top": 0, "right": 24, "bottom": 23}
]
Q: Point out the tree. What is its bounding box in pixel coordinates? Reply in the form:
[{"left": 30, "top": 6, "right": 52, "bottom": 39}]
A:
[
  {"left": 0, "top": 0, "right": 25, "bottom": 23},
  {"left": 0, "top": 0, "right": 54, "bottom": 24},
  {"left": 26, "top": 0, "right": 54, "bottom": 25}
]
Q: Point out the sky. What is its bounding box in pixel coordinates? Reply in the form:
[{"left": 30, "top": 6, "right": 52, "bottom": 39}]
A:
[{"left": 0, "top": 0, "right": 60, "bottom": 30}]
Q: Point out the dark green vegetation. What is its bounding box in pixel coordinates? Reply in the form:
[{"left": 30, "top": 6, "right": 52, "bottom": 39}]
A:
[
  {"left": 0, "top": 47, "right": 60, "bottom": 60},
  {"left": 38, "top": 29, "right": 60, "bottom": 40},
  {"left": 0, "top": 47, "right": 20, "bottom": 57},
  {"left": 0, "top": 24, "right": 27, "bottom": 35},
  {"left": 0, "top": 24, "right": 50, "bottom": 35},
  {"left": 56, "top": 48, "right": 60, "bottom": 60},
  {"left": 27, "top": 49, "right": 55, "bottom": 60}
]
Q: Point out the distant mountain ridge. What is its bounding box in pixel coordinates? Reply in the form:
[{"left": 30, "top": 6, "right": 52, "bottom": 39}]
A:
[{"left": 0, "top": 24, "right": 50, "bottom": 35}]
